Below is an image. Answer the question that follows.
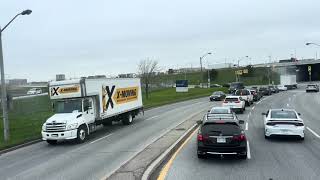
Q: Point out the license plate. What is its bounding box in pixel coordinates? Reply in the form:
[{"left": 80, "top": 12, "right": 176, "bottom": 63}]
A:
[
  {"left": 281, "top": 129, "right": 289, "bottom": 133},
  {"left": 52, "top": 134, "right": 58, "bottom": 137},
  {"left": 217, "top": 137, "right": 226, "bottom": 143}
]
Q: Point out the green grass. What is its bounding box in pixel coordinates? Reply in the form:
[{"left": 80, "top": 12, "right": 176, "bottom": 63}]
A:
[
  {"left": 143, "top": 87, "right": 227, "bottom": 109},
  {"left": 0, "top": 95, "right": 53, "bottom": 150},
  {"left": 154, "top": 67, "right": 280, "bottom": 86}
]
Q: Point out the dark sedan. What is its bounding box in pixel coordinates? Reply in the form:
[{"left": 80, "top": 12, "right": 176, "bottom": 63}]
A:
[
  {"left": 259, "top": 87, "right": 272, "bottom": 96},
  {"left": 209, "top": 91, "right": 226, "bottom": 101}
]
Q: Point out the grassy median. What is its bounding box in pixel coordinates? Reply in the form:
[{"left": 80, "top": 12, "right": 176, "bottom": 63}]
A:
[{"left": 0, "top": 87, "right": 226, "bottom": 150}]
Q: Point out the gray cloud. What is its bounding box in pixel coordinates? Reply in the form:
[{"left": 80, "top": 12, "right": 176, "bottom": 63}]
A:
[{"left": 1, "top": 0, "right": 320, "bottom": 81}]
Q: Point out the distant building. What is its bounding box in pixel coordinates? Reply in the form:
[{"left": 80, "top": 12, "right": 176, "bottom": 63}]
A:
[
  {"left": 118, "top": 73, "right": 136, "bottom": 78},
  {"left": 208, "top": 63, "right": 234, "bottom": 69},
  {"left": 56, "top": 74, "right": 66, "bottom": 81},
  {"left": 8, "top": 79, "right": 27, "bottom": 85}
]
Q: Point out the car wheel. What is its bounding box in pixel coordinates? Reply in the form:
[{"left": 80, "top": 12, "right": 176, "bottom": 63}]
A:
[
  {"left": 264, "top": 135, "right": 269, "bottom": 139},
  {"left": 76, "top": 125, "right": 87, "bottom": 143},
  {"left": 122, "top": 113, "right": 133, "bottom": 125},
  {"left": 197, "top": 153, "right": 207, "bottom": 159},
  {"left": 46, "top": 140, "right": 57, "bottom": 145},
  {"left": 300, "top": 137, "right": 305, "bottom": 141}
]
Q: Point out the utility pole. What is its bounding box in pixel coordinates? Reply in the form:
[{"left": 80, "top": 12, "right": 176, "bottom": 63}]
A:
[
  {"left": 0, "top": 9, "right": 32, "bottom": 142},
  {"left": 0, "top": 27, "right": 9, "bottom": 142}
]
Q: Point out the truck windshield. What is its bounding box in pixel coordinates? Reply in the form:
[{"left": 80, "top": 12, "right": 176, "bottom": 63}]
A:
[{"left": 55, "top": 99, "right": 82, "bottom": 113}]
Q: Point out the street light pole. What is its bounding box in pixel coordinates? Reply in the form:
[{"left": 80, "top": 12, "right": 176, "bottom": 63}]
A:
[
  {"left": 1, "top": 9, "right": 32, "bottom": 142},
  {"left": 199, "top": 52, "right": 212, "bottom": 88},
  {"left": 0, "top": 27, "right": 9, "bottom": 142}
]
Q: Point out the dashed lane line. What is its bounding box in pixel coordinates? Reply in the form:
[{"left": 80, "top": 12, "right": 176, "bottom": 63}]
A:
[{"left": 90, "top": 133, "right": 113, "bottom": 144}]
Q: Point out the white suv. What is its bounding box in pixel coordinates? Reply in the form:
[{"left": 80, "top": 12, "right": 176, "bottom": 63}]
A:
[
  {"left": 235, "top": 89, "right": 253, "bottom": 106},
  {"left": 222, "top": 96, "right": 246, "bottom": 114}
]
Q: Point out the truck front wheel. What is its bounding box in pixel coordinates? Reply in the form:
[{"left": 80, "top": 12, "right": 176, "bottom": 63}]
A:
[
  {"left": 122, "top": 114, "right": 133, "bottom": 125},
  {"left": 76, "top": 125, "right": 87, "bottom": 143},
  {"left": 46, "top": 140, "right": 57, "bottom": 145}
]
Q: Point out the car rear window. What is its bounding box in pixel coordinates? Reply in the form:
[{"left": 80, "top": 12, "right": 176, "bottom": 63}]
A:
[
  {"left": 307, "top": 85, "right": 316, "bottom": 87},
  {"left": 270, "top": 110, "right": 297, "bottom": 119},
  {"left": 235, "top": 90, "right": 249, "bottom": 95},
  {"left": 210, "top": 109, "right": 229, "bottom": 114},
  {"left": 202, "top": 123, "right": 241, "bottom": 135},
  {"left": 225, "top": 98, "right": 239, "bottom": 102}
]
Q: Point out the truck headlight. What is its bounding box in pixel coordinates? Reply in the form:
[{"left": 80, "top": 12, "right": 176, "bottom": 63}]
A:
[
  {"left": 42, "top": 124, "right": 46, "bottom": 132},
  {"left": 67, "top": 123, "right": 78, "bottom": 130}
]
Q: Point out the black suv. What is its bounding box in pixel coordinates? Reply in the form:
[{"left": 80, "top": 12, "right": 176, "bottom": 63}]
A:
[
  {"left": 228, "top": 82, "right": 244, "bottom": 94},
  {"left": 197, "top": 117, "right": 247, "bottom": 159}
]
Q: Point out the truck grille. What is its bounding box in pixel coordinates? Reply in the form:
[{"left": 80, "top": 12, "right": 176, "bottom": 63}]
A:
[{"left": 45, "top": 122, "right": 66, "bottom": 132}]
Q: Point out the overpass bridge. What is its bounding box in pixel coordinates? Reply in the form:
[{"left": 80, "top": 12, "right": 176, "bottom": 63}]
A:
[{"left": 252, "top": 59, "right": 320, "bottom": 82}]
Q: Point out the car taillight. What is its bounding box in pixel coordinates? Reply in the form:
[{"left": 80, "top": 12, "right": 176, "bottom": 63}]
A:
[
  {"left": 235, "top": 101, "right": 240, "bottom": 103},
  {"left": 223, "top": 101, "right": 228, "bottom": 103},
  {"left": 295, "top": 123, "right": 304, "bottom": 126},
  {"left": 197, "top": 134, "right": 208, "bottom": 142},
  {"left": 233, "top": 134, "right": 246, "bottom": 142}
]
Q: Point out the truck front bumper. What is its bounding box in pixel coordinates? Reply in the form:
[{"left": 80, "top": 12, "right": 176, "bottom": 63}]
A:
[{"left": 42, "top": 129, "right": 78, "bottom": 140}]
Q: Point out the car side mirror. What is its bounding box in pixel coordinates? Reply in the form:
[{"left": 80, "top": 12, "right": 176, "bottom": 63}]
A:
[
  {"left": 261, "top": 112, "right": 266, "bottom": 115},
  {"left": 239, "top": 120, "right": 245, "bottom": 124},
  {"left": 196, "top": 120, "right": 203, "bottom": 125},
  {"left": 207, "top": 110, "right": 210, "bottom": 112},
  {"left": 298, "top": 113, "right": 301, "bottom": 115}
]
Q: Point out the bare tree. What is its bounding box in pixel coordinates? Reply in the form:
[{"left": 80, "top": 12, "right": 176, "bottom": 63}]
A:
[{"left": 138, "top": 58, "right": 159, "bottom": 99}]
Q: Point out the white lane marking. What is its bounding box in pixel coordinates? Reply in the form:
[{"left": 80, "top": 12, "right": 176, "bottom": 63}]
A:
[
  {"left": 286, "top": 103, "right": 289, "bottom": 107},
  {"left": 145, "top": 115, "right": 159, "bottom": 121},
  {"left": 247, "top": 141, "right": 251, "bottom": 159},
  {"left": 90, "top": 133, "right": 113, "bottom": 144},
  {"left": 256, "top": 101, "right": 261, "bottom": 105},
  {"left": 307, "top": 127, "right": 320, "bottom": 138},
  {"left": 245, "top": 122, "right": 248, "bottom": 131},
  {"left": 251, "top": 106, "right": 255, "bottom": 110}
]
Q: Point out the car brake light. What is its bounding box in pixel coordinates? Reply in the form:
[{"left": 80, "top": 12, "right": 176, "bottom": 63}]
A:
[
  {"left": 235, "top": 101, "right": 240, "bottom": 103},
  {"left": 197, "top": 134, "right": 208, "bottom": 141},
  {"left": 233, "top": 134, "right": 246, "bottom": 142},
  {"left": 223, "top": 101, "right": 228, "bottom": 103}
]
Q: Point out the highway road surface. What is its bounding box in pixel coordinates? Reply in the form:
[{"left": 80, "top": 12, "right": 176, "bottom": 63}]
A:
[
  {"left": 0, "top": 97, "right": 218, "bottom": 180},
  {"left": 160, "top": 89, "right": 320, "bottom": 180}
]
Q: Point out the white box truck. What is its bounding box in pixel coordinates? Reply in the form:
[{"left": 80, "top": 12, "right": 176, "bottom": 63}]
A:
[
  {"left": 280, "top": 75, "right": 297, "bottom": 90},
  {"left": 42, "top": 78, "right": 143, "bottom": 144}
]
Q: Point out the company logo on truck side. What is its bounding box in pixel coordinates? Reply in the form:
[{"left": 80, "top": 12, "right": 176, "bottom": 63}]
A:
[
  {"left": 102, "top": 85, "right": 138, "bottom": 112},
  {"left": 51, "top": 85, "right": 80, "bottom": 96}
]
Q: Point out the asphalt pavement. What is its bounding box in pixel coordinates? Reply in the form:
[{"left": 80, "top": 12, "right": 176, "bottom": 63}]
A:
[
  {"left": 163, "top": 88, "right": 320, "bottom": 180},
  {"left": 0, "top": 97, "right": 218, "bottom": 180}
]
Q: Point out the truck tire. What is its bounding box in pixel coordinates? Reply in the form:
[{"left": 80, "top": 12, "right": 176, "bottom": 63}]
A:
[
  {"left": 46, "top": 140, "right": 57, "bottom": 145},
  {"left": 122, "top": 113, "right": 133, "bottom": 125},
  {"left": 76, "top": 125, "right": 87, "bottom": 143}
]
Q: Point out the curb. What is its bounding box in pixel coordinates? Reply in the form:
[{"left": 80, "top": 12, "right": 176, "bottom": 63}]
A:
[
  {"left": 141, "top": 123, "right": 199, "bottom": 180},
  {"left": 0, "top": 139, "right": 42, "bottom": 155}
]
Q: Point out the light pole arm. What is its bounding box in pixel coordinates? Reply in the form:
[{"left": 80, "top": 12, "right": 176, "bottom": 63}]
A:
[
  {"left": 306, "top": 43, "right": 320, "bottom": 47},
  {"left": 1, "top": 13, "right": 21, "bottom": 33}
]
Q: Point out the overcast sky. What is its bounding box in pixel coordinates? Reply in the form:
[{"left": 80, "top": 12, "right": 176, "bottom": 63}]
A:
[{"left": 1, "top": 0, "right": 320, "bottom": 81}]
